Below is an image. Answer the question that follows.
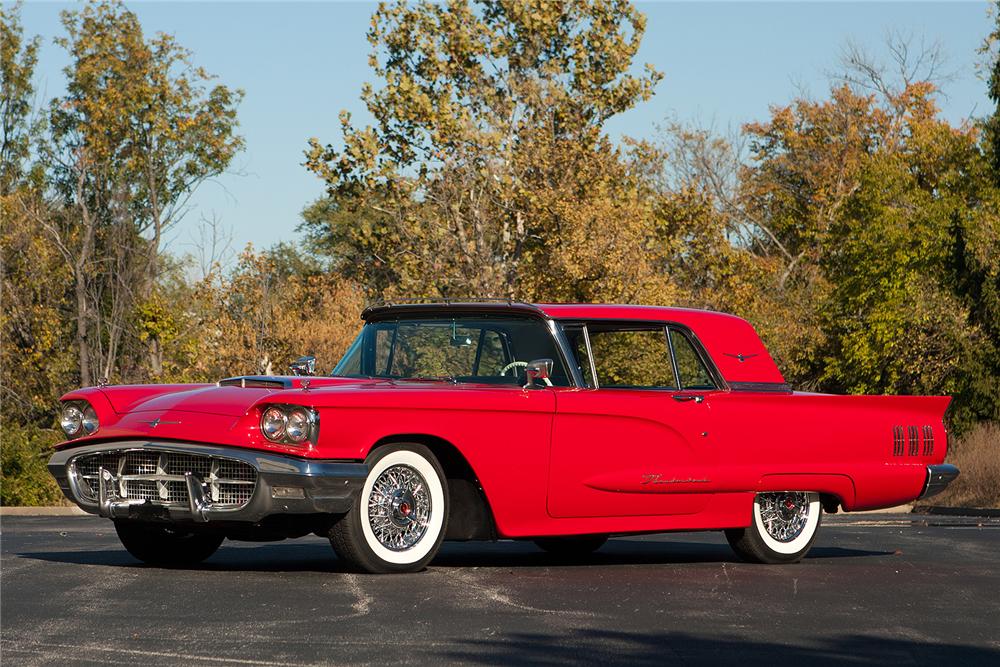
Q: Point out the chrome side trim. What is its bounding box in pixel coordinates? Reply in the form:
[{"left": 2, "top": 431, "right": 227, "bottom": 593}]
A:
[
  {"left": 918, "top": 464, "right": 960, "bottom": 500},
  {"left": 728, "top": 382, "right": 793, "bottom": 393}
]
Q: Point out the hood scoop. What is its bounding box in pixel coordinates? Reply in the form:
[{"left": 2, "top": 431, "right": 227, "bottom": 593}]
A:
[{"left": 218, "top": 376, "right": 292, "bottom": 389}]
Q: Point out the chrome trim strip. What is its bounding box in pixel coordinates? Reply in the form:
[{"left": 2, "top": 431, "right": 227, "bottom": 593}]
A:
[
  {"left": 582, "top": 325, "right": 599, "bottom": 389},
  {"left": 728, "top": 382, "right": 793, "bottom": 393},
  {"left": 665, "top": 327, "right": 683, "bottom": 391},
  {"left": 546, "top": 318, "right": 585, "bottom": 388}
]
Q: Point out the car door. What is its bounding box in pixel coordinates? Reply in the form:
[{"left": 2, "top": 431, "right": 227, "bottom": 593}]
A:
[{"left": 547, "top": 322, "right": 719, "bottom": 518}]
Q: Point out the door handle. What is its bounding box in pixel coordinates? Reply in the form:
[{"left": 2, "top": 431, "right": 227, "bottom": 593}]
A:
[{"left": 671, "top": 394, "right": 704, "bottom": 403}]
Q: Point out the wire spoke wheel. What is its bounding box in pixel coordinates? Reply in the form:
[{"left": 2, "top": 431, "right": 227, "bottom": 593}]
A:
[
  {"left": 726, "top": 490, "right": 822, "bottom": 564},
  {"left": 367, "top": 464, "right": 432, "bottom": 551},
  {"left": 756, "top": 491, "right": 811, "bottom": 543}
]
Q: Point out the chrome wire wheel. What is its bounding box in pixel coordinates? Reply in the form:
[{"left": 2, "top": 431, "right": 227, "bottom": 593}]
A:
[
  {"left": 366, "top": 463, "right": 432, "bottom": 552},
  {"left": 756, "top": 491, "right": 811, "bottom": 543}
]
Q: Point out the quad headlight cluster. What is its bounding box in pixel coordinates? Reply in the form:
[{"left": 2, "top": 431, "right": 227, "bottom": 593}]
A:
[
  {"left": 60, "top": 401, "right": 99, "bottom": 438},
  {"left": 260, "top": 405, "right": 319, "bottom": 446}
]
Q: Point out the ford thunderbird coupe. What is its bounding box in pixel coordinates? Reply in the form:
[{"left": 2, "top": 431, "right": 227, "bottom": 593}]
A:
[{"left": 48, "top": 301, "right": 958, "bottom": 573}]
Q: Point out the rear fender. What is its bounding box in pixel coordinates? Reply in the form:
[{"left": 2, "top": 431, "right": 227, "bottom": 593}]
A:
[{"left": 756, "top": 473, "right": 856, "bottom": 508}]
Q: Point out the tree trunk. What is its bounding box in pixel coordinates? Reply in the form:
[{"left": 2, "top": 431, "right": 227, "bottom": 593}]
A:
[{"left": 74, "top": 267, "right": 91, "bottom": 387}]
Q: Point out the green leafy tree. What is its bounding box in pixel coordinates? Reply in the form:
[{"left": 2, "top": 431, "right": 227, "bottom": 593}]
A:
[
  {"left": 44, "top": 0, "right": 244, "bottom": 384},
  {"left": 304, "top": 0, "right": 662, "bottom": 299},
  {"left": 0, "top": 2, "right": 40, "bottom": 195}
]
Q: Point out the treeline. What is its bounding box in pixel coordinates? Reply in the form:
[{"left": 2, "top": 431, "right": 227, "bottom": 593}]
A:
[{"left": 2, "top": 1, "right": 999, "bottom": 503}]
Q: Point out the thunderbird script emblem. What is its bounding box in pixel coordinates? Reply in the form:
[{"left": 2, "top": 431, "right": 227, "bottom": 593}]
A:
[{"left": 141, "top": 418, "right": 180, "bottom": 428}]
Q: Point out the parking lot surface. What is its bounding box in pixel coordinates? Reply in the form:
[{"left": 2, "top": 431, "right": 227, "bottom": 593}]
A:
[{"left": 2, "top": 514, "right": 998, "bottom": 665}]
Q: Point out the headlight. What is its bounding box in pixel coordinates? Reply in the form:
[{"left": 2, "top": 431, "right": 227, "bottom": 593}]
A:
[
  {"left": 260, "top": 405, "right": 317, "bottom": 446},
  {"left": 82, "top": 404, "right": 99, "bottom": 435},
  {"left": 60, "top": 404, "right": 84, "bottom": 437},
  {"left": 261, "top": 407, "right": 287, "bottom": 441},
  {"left": 285, "top": 408, "right": 311, "bottom": 443},
  {"left": 60, "top": 401, "right": 100, "bottom": 438}
]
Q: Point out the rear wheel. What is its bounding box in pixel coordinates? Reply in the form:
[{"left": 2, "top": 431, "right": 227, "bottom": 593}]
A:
[
  {"left": 534, "top": 535, "right": 608, "bottom": 556},
  {"left": 114, "top": 520, "right": 223, "bottom": 566},
  {"left": 725, "top": 491, "right": 821, "bottom": 564},
  {"left": 329, "top": 444, "right": 448, "bottom": 573}
]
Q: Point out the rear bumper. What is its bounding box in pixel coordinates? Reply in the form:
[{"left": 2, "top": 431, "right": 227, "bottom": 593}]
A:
[
  {"left": 918, "top": 464, "right": 960, "bottom": 500},
  {"left": 48, "top": 440, "right": 367, "bottom": 524}
]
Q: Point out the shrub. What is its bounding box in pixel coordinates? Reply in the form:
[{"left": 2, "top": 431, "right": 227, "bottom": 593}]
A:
[
  {"left": 933, "top": 422, "right": 1000, "bottom": 509},
  {"left": 0, "top": 423, "right": 66, "bottom": 506}
]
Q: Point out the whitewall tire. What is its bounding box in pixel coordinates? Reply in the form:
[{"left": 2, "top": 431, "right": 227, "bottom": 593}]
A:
[
  {"left": 725, "top": 491, "right": 822, "bottom": 564},
  {"left": 329, "top": 444, "right": 448, "bottom": 573}
]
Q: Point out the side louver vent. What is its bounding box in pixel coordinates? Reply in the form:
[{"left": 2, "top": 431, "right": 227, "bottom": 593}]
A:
[
  {"left": 893, "top": 425, "right": 935, "bottom": 457},
  {"left": 908, "top": 426, "right": 920, "bottom": 456},
  {"left": 923, "top": 425, "right": 934, "bottom": 456},
  {"left": 892, "top": 426, "right": 905, "bottom": 456}
]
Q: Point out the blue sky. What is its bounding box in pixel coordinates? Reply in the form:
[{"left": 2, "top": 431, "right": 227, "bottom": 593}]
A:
[{"left": 16, "top": 1, "right": 994, "bottom": 262}]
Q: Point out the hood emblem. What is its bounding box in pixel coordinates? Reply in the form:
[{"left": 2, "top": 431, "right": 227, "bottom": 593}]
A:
[
  {"left": 724, "top": 353, "right": 759, "bottom": 363},
  {"left": 142, "top": 418, "right": 181, "bottom": 428}
]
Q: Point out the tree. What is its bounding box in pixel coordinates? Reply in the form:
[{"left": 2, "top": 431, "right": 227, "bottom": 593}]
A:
[
  {"left": 42, "top": 0, "right": 243, "bottom": 385},
  {"left": 980, "top": 2, "right": 1000, "bottom": 179},
  {"left": 304, "top": 0, "right": 662, "bottom": 300},
  {"left": 1, "top": 4, "right": 70, "bottom": 505},
  {"left": 0, "top": 2, "right": 40, "bottom": 196},
  {"left": 742, "top": 78, "right": 1000, "bottom": 429}
]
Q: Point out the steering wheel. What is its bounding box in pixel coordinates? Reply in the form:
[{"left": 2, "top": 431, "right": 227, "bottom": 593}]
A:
[
  {"left": 500, "top": 361, "right": 528, "bottom": 377},
  {"left": 500, "top": 361, "right": 552, "bottom": 387}
]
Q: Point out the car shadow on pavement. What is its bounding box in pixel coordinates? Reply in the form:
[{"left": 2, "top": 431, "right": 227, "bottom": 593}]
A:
[
  {"left": 431, "top": 540, "right": 891, "bottom": 568},
  {"left": 437, "top": 630, "right": 1000, "bottom": 666},
  {"left": 14, "top": 537, "right": 892, "bottom": 572}
]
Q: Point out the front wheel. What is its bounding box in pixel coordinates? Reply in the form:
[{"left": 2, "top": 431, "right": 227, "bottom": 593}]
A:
[
  {"left": 114, "top": 520, "right": 224, "bottom": 566},
  {"left": 329, "top": 444, "right": 449, "bottom": 573},
  {"left": 725, "top": 491, "right": 821, "bottom": 564}
]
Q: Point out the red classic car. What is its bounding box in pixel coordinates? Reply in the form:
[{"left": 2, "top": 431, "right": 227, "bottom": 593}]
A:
[{"left": 48, "top": 301, "right": 958, "bottom": 573}]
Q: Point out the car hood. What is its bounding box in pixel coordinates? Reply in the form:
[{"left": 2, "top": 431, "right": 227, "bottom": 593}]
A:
[{"left": 99, "top": 377, "right": 375, "bottom": 416}]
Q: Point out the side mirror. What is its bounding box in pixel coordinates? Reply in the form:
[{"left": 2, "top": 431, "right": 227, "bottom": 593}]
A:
[
  {"left": 289, "top": 355, "right": 317, "bottom": 376},
  {"left": 524, "top": 358, "right": 553, "bottom": 389}
]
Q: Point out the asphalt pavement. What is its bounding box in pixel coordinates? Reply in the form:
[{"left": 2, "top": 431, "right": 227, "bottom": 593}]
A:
[{"left": 2, "top": 514, "right": 998, "bottom": 666}]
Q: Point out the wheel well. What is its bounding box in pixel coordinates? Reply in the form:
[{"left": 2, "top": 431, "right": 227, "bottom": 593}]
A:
[
  {"left": 369, "top": 434, "right": 496, "bottom": 541},
  {"left": 820, "top": 493, "right": 841, "bottom": 514}
]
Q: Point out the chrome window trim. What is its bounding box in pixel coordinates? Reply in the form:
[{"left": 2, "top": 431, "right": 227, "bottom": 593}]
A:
[
  {"left": 342, "top": 310, "right": 583, "bottom": 388},
  {"left": 582, "top": 325, "right": 599, "bottom": 389},
  {"left": 553, "top": 319, "right": 728, "bottom": 392},
  {"left": 666, "top": 325, "right": 724, "bottom": 391},
  {"left": 665, "top": 327, "right": 684, "bottom": 390}
]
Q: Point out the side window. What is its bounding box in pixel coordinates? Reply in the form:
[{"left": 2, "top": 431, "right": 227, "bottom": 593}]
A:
[
  {"left": 473, "top": 330, "right": 507, "bottom": 376},
  {"left": 669, "top": 328, "right": 716, "bottom": 390},
  {"left": 562, "top": 325, "right": 596, "bottom": 387},
  {"left": 374, "top": 326, "right": 394, "bottom": 375},
  {"left": 587, "top": 327, "right": 676, "bottom": 389}
]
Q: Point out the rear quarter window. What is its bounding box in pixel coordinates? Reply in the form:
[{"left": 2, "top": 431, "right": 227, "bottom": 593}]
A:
[{"left": 669, "top": 328, "right": 716, "bottom": 390}]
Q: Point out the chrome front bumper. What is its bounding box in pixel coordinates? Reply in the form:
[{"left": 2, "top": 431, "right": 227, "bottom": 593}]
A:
[
  {"left": 48, "top": 441, "right": 367, "bottom": 523},
  {"left": 918, "top": 464, "right": 960, "bottom": 500}
]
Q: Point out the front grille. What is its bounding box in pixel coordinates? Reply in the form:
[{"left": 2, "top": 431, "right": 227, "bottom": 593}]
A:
[{"left": 71, "top": 449, "right": 257, "bottom": 508}]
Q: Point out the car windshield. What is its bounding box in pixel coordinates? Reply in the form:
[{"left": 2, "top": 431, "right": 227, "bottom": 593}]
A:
[{"left": 332, "top": 316, "right": 571, "bottom": 386}]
